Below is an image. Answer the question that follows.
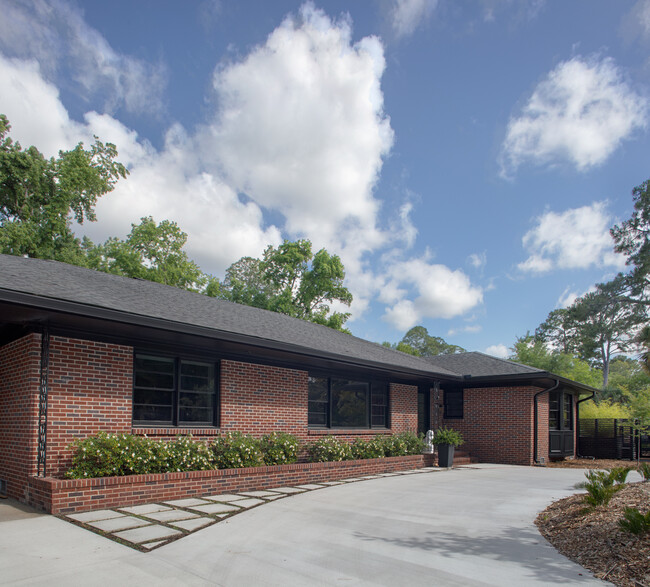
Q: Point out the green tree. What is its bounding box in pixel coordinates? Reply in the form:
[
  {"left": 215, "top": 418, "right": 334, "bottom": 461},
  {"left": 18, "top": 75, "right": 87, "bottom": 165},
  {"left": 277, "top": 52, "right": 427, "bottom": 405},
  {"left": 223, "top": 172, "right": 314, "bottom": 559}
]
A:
[
  {"left": 221, "top": 257, "right": 274, "bottom": 307},
  {"left": 567, "top": 277, "right": 646, "bottom": 386},
  {"left": 535, "top": 308, "right": 580, "bottom": 355},
  {"left": 220, "top": 239, "right": 353, "bottom": 331},
  {"left": 604, "top": 356, "right": 650, "bottom": 403},
  {"left": 637, "top": 324, "right": 650, "bottom": 374},
  {"left": 510, "top": 334, "right": 602, "bottom": 388},
  {"left": 611, "top": 178, "right": 650, "bottom": 300},
  {"left": 85, "top": 217, "right": 211, "bottom": 291},
  {"left": 381, "top": 341, "right": 420, "bottom": 356},
  {"left": 0, "top": 114, "right": 127, "bottom": 264},
  {"left": 399, "top": 325, "right": 465, "bottom": 357}
]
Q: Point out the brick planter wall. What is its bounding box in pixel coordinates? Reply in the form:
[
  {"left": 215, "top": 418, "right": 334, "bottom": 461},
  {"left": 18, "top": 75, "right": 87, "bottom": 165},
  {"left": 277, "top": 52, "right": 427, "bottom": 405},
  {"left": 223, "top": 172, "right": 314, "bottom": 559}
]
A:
[{"left": 28, "top": 454, "right": 435, "bottom": 515}]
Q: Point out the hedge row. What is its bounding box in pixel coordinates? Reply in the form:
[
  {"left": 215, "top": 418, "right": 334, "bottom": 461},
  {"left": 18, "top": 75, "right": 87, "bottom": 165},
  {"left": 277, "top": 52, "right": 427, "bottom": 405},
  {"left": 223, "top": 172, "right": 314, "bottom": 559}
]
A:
[{"left": 65, "top": 431, "right": 424, "bottom": 479}]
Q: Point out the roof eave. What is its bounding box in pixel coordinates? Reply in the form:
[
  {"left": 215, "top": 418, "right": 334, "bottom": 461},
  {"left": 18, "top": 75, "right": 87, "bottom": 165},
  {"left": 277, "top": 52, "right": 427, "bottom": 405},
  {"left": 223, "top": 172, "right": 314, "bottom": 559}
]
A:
[
  {"left": 463, "top": 371, "right": 598, "bottom": 395},
  {"left": 0, "top": 288, "right": 463, "bottom": 382}
]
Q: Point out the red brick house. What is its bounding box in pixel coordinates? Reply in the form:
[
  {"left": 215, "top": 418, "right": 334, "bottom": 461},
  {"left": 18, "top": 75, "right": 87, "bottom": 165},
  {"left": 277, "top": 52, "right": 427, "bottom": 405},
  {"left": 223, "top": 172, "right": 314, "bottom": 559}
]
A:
[{"left": 0, "top": 254, "right": 594, "bottom": 506}]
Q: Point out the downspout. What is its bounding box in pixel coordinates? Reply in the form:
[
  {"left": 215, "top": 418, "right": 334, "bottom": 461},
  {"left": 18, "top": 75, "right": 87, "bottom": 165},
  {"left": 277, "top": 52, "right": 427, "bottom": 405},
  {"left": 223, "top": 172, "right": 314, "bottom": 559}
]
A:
[
  {"left": 533, "top": 379, "right": 559, "bottom": 465},
  {"left": 576, "top": 390, "right": 595, "bottom": 458}
]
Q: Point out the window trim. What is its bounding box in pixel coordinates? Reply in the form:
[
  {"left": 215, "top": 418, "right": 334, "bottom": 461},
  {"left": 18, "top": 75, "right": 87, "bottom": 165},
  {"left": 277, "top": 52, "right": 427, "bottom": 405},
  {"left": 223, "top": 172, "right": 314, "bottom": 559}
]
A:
[
  {"left": 308, "top": 374, "right": 390, "bottom": 430},
  {"left": 133, "top": 350, "right": 220, "bottom": 427},
  {"left": 443, "top": 387, "right": 464, "bottom": 419},
  {"left": 549, "top": 390, "right": 573, "bottom": 432}
]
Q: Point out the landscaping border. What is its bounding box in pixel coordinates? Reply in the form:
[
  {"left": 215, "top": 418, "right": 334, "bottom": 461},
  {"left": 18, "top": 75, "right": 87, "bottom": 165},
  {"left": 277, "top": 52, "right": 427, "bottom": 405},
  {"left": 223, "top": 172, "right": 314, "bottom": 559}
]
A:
[{"left": 27, "top": 454, "right": 436, "bottom": 514}]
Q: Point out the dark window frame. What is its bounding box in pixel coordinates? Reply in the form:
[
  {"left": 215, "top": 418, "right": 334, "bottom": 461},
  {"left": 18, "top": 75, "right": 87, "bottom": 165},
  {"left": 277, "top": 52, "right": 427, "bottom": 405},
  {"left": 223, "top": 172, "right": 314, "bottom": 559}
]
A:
[
  {"left": 443, "top": 388, "right": 464, "bottom": 419},
  {"left": 133, "top": 351, "right": 220, "bottom": 427},
  {"left": 308, "top": 374, "right": 390, "bottom": 430},
  {"left": 549, "top": 390, "right": 573, "bottom": 432}
]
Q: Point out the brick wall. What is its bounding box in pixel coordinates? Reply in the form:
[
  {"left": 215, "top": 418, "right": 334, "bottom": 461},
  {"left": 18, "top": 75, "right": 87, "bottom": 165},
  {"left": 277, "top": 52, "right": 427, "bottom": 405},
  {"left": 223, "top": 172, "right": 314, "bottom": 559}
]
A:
[
  {"left": 389, "top": 383, "right": 418, "bottom": 433},
  {"left": 28, "top": 454, "right": 432, "bottom": 514},
  {"left": 220, "top": 360, "right": 308, "bottom": 439},
  {"left": 45, "top": 336, "right": 133, "bottom": 477},
  {"left": 0, "top": 334, "right": 41, "bottom": 500},
  {"left": 439, "top": 385, "right": 546, "bottom": 466}
]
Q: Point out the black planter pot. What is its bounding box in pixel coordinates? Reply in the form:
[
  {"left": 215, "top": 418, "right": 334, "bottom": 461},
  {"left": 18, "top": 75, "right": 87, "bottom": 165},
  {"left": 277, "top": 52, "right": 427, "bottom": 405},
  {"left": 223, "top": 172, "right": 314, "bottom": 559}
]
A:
[{"left": 437, "top": 444, "right": 455, "bottom": 467}]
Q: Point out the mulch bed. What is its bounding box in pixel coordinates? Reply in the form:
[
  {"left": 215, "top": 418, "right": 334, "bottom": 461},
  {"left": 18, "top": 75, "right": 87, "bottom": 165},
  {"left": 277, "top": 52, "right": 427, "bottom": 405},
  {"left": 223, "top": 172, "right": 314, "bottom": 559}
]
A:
[{"left": 536, "top": 459, "right": 650, "bottom": 587}]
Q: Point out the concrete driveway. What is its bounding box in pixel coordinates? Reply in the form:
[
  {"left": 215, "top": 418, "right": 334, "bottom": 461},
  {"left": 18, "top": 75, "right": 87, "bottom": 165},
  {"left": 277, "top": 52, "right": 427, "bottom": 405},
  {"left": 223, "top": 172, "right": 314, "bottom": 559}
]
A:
[{"left": 0, "top": 465, "right": 610, "bottom": 586}]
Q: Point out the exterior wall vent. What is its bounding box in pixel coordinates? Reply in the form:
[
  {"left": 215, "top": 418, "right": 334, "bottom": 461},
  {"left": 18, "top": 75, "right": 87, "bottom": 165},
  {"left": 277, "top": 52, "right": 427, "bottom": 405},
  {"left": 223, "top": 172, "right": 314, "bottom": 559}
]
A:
[{"left": 0, "top": 478, "right": 6, "bottom": 496}]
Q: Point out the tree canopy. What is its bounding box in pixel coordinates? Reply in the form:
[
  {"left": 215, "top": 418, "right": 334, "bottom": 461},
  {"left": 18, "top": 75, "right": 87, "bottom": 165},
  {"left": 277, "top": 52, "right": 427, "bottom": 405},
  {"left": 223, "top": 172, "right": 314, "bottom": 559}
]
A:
[
  {"left": 219, "top": 239, "right": 353, "bottom": 331},
  {"left": 510, "top": 334, "right": 603, "bottom": 389},
  {"left": 0, "top": 114, "right": 128, "bottom": 264},
  {"left": 383, "top": 325, "right": 465, "bottom": 357},
  {"left": 84, "top": 216, "right": 214, "bottom": 291},
  {"left": 611, "top": 178, "right": 650, "bottom": 300},
  {"left": 535, "top": 275, "right": 645, "bottom": 386}
]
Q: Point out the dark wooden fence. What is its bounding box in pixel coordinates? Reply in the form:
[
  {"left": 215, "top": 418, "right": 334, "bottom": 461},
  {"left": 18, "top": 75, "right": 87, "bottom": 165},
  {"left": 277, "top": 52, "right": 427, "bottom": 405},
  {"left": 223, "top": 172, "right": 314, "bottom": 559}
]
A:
[{"left": 578, "top": 418, "right": 649, "bottom": 460}]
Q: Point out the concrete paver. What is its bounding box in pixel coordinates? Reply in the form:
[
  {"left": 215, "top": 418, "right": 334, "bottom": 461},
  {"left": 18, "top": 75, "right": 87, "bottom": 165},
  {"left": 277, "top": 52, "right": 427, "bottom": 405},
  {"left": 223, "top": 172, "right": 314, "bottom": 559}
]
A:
[
  {"left": 67, "top": 509, "right": 125, "bottom": 522},
  {"left": 142, "top": 509, "right": 200, "bottom": 522},
  {"left": 163, "top": 498, "right": 211, "bottom": 507},
  {"left": 224, "top": 497, "right": 265, "bottom": 508},
  {"left": 120, "top": 504, "right": 172, "bottom": 515},
  {"left": 187, "top": 502, "right": 241, "bottom": 515},
  {"left": 170, "top": 517, "right": 215, "bottom": 532},
  {"left": 239, "top": 490, "right": 283, "bottom": 497},
  {"left": 87, "top": 516, "right": 150, "bottom": 532},
  {"left": 294, "top": 483, "right": 327, "bottom": 490},
  {"left": 113, "top": 524, "right": 182, "bottom": 544},
  {"left": 203, "top": 493, "right": 250, "bottom": 502}
]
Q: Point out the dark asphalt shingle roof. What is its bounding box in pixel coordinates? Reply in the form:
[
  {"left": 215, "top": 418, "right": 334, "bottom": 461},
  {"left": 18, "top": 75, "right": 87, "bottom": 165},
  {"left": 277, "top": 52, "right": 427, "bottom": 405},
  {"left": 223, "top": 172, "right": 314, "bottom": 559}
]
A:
[
  {"left": 0, "top": 254, "right": 461, "bottom": 377},
  {"left": 424, "top": 351, "right": 545, "bottom": 378}
]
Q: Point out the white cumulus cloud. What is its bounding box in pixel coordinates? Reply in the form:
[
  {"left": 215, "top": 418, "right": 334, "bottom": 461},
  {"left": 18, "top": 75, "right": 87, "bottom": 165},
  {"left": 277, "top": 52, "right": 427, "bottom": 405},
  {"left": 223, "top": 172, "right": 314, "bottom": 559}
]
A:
[
  {"left": 518, "top": 202, "right": 625, "bottom": 274},
  {"left": 206, "top": 4, "right": 392, "bottom": 251},
  {"left": 390, "top": 0, "right": 438, "bottom": 38},
  {"left": 0, "top": 0, "right": 167, "bottom": 116},
  {"left": 501, "top": 56, "right": 647, "bottom": 175},
  {"left": 485, "top": 344, "right": 509, "bottom": 359},
  {"left": 382, "top": 258, "right": 483, "bottom": 330},
  {"left": 556, "top": 285, "right": 597, "bottom": 309},
  {"left": 0, "top": 2, "right": 481, "bottom": 328}
]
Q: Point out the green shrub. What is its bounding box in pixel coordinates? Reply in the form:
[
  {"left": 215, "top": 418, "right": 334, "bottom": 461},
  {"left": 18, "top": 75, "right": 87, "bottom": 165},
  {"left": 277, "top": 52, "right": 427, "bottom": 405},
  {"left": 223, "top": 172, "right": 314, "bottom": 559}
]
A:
[
  {"left": 619, "top": 507, "right": 650, "bottom": 535},
  {"left": 380, "top": 434, "right": 409, "bottom": 457},
  {"left": 210, "top": 432, "right": 263, "bottom": 469},
  {"left": 162, "top": 436, "right": 214, "bottom": 472},
  {"left": 609, "top": 466, "right": 633, "bottom": 484},
  {"left": 582, "top": 469, "right": 626, "bottom": 508},
  {"left": 395, "top": 431, "right": 425, "bottom": 455},
  {"left": 307, "top": 436, "right": 352, "bottom": 462},
  {"left": 260, "top": 432, "right": 300, "bottom": 466},
  {"left": 350, "top": 436, "right": 385, "bottom": 460},
  {"left": 432, "top": 427, "right": 464, "bottom": 447},
  {"left": 638, "top": 462, "right": 650, "bottom": 481},
  {"left": 66, "top": 432, "right": 168, "bottom": 478}
]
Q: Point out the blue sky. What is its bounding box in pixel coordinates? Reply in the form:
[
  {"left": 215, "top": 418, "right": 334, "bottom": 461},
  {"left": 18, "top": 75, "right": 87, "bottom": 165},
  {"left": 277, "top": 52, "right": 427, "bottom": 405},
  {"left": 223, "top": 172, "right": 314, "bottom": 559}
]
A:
[{"left": 1, "top": 1, "right": 649, "bottom": 356}]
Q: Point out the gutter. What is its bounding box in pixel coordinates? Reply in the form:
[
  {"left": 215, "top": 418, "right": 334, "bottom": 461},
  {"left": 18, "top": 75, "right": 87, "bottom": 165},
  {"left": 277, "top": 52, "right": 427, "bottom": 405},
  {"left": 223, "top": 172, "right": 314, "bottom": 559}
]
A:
[{"left": 533, "top": 379, "right": 560, "bottom": 465}]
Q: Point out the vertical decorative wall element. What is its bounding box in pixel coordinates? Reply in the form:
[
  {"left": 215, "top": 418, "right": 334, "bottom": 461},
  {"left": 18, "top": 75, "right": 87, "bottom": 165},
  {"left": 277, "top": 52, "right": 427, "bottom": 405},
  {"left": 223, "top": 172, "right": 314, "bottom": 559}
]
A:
[
  {"left": 432, "top": 380, "right": 441, "bottom": 429},
  {"left": 37, "top": 328, "right": 49, "bottom": 477}
]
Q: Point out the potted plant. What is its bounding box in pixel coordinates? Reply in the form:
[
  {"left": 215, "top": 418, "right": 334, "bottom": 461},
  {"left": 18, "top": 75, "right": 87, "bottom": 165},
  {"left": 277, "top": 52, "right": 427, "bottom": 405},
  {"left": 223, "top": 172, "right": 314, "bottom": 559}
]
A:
[{"left": 432, "top": 427, "right": 464, "bottom": 467}]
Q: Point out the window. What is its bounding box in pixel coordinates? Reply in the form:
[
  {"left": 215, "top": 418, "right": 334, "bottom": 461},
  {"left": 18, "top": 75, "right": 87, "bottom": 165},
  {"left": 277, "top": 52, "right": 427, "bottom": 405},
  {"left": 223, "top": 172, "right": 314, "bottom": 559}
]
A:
[
  {"left": 549, "top": 390, "right": 573, "bottom": 431},
  {"left": 134, "top": 353, "right": 218, "bottom": 426},
  {"left": 443, "top": 388, "right": 464, "bottom": 419},
  {"left": 308, "top": 375, "right": 389, "bottom": 429}
]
